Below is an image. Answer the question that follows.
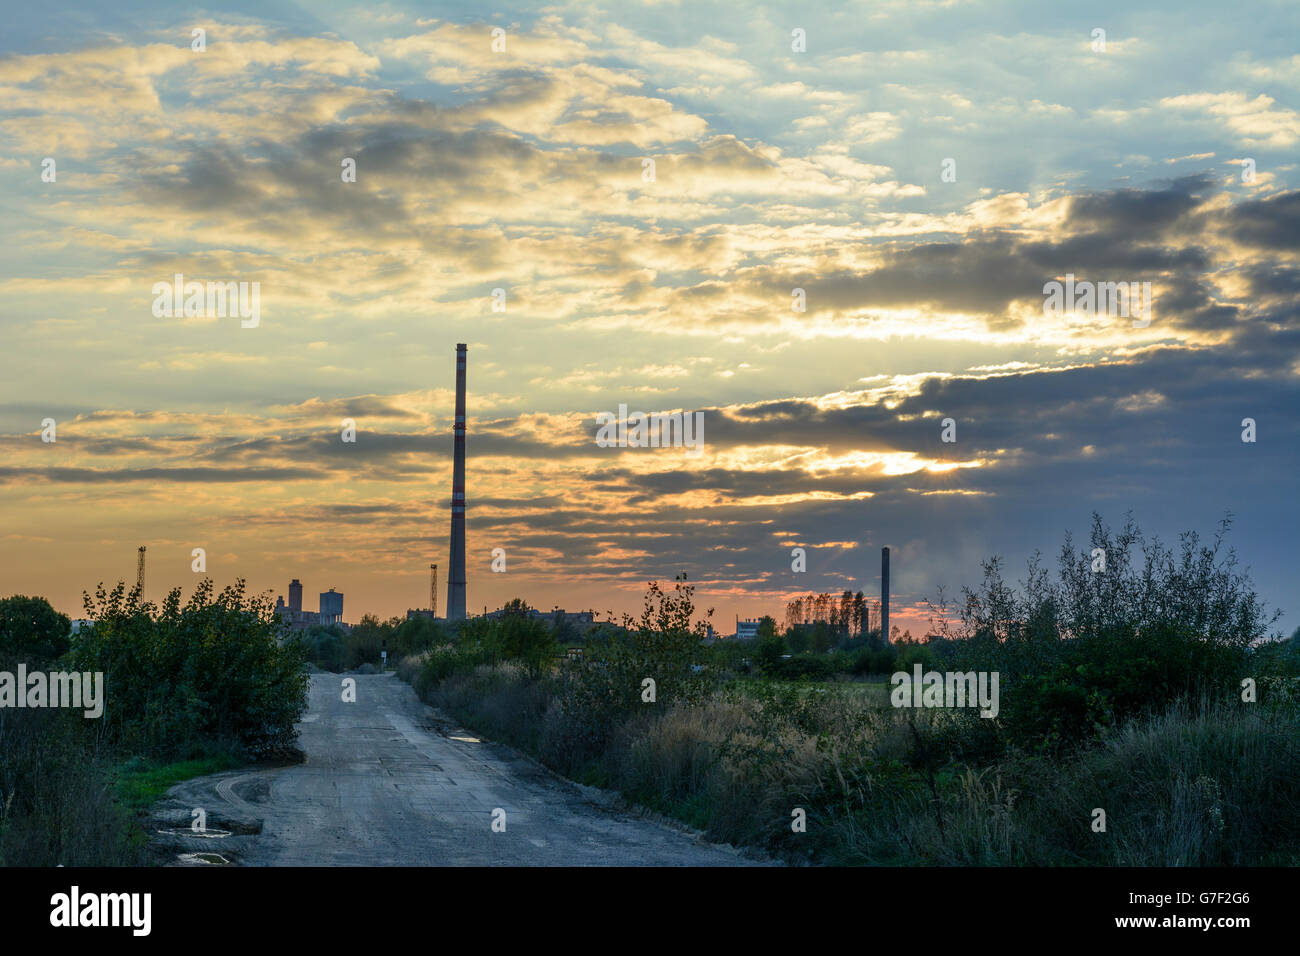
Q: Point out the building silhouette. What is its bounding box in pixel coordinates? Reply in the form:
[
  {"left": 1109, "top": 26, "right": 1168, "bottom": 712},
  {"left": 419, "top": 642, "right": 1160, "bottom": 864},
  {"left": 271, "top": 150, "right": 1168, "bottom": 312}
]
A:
[{"left": 319, "top": 588, "right": 344, "bottom": 627}]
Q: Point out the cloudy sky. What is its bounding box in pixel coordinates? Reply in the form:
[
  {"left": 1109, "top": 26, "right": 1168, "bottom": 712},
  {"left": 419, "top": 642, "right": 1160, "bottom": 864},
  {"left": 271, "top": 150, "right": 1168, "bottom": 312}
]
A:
[{"left": 1, "top": 1, "right": 1296, "bottom": 636}]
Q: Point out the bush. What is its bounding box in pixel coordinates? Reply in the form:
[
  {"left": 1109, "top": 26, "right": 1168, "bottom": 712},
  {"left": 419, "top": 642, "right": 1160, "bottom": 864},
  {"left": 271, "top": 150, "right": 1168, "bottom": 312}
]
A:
[
  {"left": 416, "top": 642, "right": 490, "bottom": 696},
  {"left": 497, "top": 604, "right": 559, "bottom": 680},
  {"left": 0, "top": 706, "right": 140, "bottom": 866},
  {"left": 0, "top": 595, "right": 71, "bottom": 666},
  {"left": 894, "top": 643, "right": 939, "bottom": 673},
  {"left": 554, "top": 577, "right": 713, "bottom": 760},
  {"left": 69, "top": 578, "right": 308, "bottom": 761},
  {"left": 766, "top": 653, "right": 845, "bottom": 681},
  {"left": 943, "top": 513, "right": 1276, "bottom": 750}
]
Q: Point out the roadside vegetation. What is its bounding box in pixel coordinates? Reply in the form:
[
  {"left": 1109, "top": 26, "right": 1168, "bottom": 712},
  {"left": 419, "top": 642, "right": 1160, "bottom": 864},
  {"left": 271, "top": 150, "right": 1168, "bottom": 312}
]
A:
[
  {"left": 0, "top": 580, "right": 306, "bottom": 866},
  {"left": 5, "top": 512, "right": 1296, "bottom": 866},
  {"left": 398, "top": 514, "right": 1300, "bottom": 865}
]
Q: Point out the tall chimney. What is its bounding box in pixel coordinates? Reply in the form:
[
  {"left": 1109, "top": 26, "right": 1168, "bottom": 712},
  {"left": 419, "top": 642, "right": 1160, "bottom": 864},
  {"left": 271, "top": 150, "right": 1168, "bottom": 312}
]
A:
[
  {"left": 447, "top": 344, "right": 468, "bottom": 620},
  {"left": 881, "top": 546, "right": 890, "bottom": 644}
]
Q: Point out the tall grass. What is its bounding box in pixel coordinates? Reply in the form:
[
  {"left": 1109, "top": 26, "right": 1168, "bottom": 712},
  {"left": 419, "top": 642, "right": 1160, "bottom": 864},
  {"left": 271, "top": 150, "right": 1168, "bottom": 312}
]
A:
[
  {"left": 402, "top": 652, "right": 1300, "bottom": 865},
  {"left": 0, "top": 708, "right": 141, "bottom": 866}
]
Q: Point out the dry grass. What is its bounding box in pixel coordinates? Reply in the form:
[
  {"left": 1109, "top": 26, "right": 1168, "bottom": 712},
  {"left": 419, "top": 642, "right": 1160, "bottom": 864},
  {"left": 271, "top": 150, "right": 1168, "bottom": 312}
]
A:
[{"left": 404, "top": 661, "right": 1300, "bottom": 866}]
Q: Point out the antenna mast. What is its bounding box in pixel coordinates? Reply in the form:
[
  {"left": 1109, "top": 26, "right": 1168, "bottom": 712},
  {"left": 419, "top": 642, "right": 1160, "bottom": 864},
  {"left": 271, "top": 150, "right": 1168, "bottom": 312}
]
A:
[{"left": 430, "top": 564, "right": 438, "bottom": 617}]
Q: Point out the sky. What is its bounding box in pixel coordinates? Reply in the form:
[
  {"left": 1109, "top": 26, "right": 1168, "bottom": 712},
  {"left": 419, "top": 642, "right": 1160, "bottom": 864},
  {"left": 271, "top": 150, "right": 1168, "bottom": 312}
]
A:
[{"left": 0, "top": 1, "right": 1297, "bottom": 637}]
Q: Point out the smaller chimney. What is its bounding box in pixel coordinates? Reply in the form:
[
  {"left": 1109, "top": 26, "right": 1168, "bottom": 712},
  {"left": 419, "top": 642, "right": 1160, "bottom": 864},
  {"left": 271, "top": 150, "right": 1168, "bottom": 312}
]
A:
[{"left": 881, "top": 546, "right": 890, "bottom": 644}]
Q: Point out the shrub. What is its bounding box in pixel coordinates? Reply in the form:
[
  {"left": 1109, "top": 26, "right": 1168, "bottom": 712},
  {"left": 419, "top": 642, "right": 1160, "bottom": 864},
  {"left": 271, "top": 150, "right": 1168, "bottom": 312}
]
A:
[
  {"left": 69, "top": 578, "right": 308, "bottom": 761},
  {"left": 0, "top": 595, "right": 71, "bottom": 666},
  {"left": 416, "top": 642, "right": 490, "bottom": 695},
  {"left": 894, "top": 643, "right": 939, "bottom": 673},
  {"left": 0, "top": 706, "right": 140, "bottom": 866},
  {"left": 497, "top": 604, "right": 559, "bottom": 680},
  {"left": 554, "top": 576, "right": 714, "bottom": 758},
  {"left": 942, "top": 513, "right": 1275, "bottom": 750}
]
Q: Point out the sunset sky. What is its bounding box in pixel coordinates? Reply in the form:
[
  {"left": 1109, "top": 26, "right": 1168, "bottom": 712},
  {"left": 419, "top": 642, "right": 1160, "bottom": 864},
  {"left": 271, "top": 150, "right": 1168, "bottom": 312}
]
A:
[{"left": 1, "top": 1, "right": 1297, "bottom": 637}]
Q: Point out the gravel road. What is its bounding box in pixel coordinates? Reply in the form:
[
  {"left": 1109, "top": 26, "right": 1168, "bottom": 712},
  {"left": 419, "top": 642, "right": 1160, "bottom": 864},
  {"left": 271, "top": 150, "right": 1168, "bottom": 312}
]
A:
[{"left": 152, "top": 671, "right": 766, "bottom": 866}]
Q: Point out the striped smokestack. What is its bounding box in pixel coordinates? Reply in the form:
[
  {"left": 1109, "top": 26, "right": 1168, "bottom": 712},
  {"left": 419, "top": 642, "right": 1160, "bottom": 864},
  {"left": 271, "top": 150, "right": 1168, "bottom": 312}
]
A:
[
  {"left": 447, "top": 344, "right": 468, "bottom": 620},
  {"left": 881, "top": 546, "right": 890, "bottom": 644}
]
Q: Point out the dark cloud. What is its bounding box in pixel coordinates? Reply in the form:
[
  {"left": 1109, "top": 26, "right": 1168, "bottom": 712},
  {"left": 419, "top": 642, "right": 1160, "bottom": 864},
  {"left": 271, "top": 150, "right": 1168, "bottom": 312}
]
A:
[
  {"left": 0, "top": 465, "right": 322, "bottom": 484},
  {"left": 1064, "top": 174, "right": 1216, "bottom": 238},
  {"left": 1226, "top": 191, "right": 1300, "bottom": 250}
]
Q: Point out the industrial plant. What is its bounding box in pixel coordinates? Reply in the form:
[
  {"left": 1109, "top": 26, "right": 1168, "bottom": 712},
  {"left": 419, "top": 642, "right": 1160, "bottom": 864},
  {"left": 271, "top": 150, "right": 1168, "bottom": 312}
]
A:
[{"left": 274, "top": 579, "right": 346, "bottom": 632}]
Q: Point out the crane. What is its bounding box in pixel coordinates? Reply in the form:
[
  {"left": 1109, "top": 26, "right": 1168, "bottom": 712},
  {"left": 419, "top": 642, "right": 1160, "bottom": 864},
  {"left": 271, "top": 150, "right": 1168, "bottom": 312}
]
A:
[
  {"left": 136, "top": 546, "right": 146, "bottom": 594},
  {"left": 430, "top": 564, "right": 438, "bottom": 617}
]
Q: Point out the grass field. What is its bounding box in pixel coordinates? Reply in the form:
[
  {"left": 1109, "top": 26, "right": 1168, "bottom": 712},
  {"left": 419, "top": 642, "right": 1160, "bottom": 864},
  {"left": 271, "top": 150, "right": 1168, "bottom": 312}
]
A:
[
  {"left": 113, "top": 753, "right": 241, "bottom": 814},
  {"left": 730, "top": 676, "right": 892, "bottom": 706}
]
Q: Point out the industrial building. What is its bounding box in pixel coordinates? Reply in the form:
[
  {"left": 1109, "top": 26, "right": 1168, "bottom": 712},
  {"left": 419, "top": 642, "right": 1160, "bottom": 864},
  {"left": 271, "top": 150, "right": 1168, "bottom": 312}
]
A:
[
  {"left": 482, "top": 606, "right": 596, "bottom": 634},
  {"left": 274, "top": 580, "right": 347, "bottom": 631},
  {"left": 319, "top": 588, "right": 344, "bottom": 626},
  {"left": 274, "top": 347, "right": 468, "bottom": 634}
]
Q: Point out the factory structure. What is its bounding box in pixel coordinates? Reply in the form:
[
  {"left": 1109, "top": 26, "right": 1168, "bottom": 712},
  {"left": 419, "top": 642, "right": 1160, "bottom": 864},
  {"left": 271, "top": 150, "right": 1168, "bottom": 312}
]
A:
[
  {"left": 447, "top": 343, "right": 468, "bottom": 620},
  {"left": 881, "top": 546, "right": 890, "bottom": 644},
  {"left": 274, "top": 346, "right": 469, "bottom": 631},
  {"left": 275, "top": 578, "right": 348, "bottom": 632},
  {"left": 132, "top": 347, "right": 893, "bottom": 646},
  {"left": 406, "top": 343, "right": 470, "bottom": 622}
]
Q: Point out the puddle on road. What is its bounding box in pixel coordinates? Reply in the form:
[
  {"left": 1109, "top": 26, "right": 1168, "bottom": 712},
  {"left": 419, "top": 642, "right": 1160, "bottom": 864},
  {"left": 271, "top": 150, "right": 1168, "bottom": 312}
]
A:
[{"left": 157, "top": 828, "right": 231, "bottom": 839}]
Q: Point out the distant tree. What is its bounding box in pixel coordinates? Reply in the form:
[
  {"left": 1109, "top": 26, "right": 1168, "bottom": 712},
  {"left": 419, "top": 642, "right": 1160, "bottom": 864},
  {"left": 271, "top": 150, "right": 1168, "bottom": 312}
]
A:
[
  {"left": 551, "top": 610, "right": 578, "bottom": 645},
  {"left": 756, "top": 633, "right": 785, "bottom": 672},
  {"left": 393, "top": 614, "right": 447, "bottom": 655},
  {"left": 837, "top": 590, "right": 854, "bottom": 636},
  {"left": 813, "top": 593, "right": 830, "bottom": 627},
  {"left": 502, "top": 614, "right": 558, "bottom": 680},
  {"left": 851, "top": 591, "right": 866, "bottom": 636},
  {"left": 784, "top": 595, "right": 804, "bottom": 631},
  {"left": 786, "top": 625, "right": 809, "bottom": 654},
  {"left": 502, "top": 597, "right": 531, "bottom": 618},
  {"left": 344, "top": 613, "right": 396, "bottom": 668},
  {"left": 0, "top": 595, "right": 71, "bottom": 665},
  {"left": 302, "top": 624, "right": 345, "bottom": 671}
]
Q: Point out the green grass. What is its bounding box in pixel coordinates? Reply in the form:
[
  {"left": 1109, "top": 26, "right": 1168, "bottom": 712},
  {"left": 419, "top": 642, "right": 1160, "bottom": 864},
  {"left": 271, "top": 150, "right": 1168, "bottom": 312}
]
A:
[
  {"left": 113, "top": 753, "right": 242, "bottom": 814},
  {"left": 730, "top": 676, "right": 892, "bottom": 706}
]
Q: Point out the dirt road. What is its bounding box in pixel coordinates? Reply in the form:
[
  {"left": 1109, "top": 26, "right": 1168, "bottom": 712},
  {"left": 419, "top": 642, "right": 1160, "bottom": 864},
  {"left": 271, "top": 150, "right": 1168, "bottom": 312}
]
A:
[{"left": 152, "top": 672, "right": 764, "bottom": 866}]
